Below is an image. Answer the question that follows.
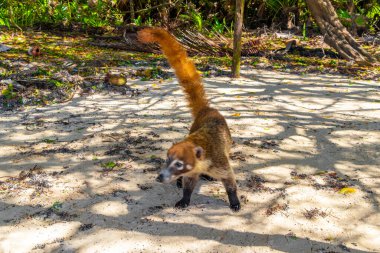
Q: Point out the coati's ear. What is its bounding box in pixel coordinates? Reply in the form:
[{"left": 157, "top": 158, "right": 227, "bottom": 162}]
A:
[{"left": 194, "top": 146, "right": 204, "bottom": 159}]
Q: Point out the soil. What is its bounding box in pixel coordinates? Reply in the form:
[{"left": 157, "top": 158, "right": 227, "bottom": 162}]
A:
[{"left": 1, "top": 68, "right": 379, "bottom": 252}]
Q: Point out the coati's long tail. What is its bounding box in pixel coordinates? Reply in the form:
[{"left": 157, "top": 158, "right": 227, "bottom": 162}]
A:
[{"left": 138, "top": 28, "right": 209, "bottom": 118}]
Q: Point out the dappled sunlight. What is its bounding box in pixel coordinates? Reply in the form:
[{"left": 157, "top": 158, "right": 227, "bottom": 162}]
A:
[
  {"left": 329, "top": 130, "right": 379, "bottom": 148},
  {"left": 0, "top": 221, "right": 81, "bottom": 252},
  {"left": 91, "top": 201, "right": 129, "bottom": 217},
  {"left": 0, "top": 69, "right": 379, "bottom": 252}
]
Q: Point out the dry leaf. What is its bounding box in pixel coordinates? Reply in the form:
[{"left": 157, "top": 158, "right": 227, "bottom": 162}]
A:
[
  {"left": 315, "top": 170, "right": 328, "bottom": 175},
  {"left": 339, "top": 187, "right": 356, "bottom": 194},
  {"left": 232, "top": 113, "right": 241, "bottom": 117}
]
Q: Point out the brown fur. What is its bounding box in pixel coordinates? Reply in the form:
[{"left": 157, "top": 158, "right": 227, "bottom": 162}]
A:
[
  {"left": 138, "top": 28, "right": 240, "bottom": 211},
  {"left": 138, "top": 28, "right": 208, "bottom": 118}
]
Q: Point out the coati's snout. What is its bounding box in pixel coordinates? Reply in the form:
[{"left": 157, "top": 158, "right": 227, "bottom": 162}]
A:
[{"left": 156, "top": 169, "right": 172, "bottom": 183}]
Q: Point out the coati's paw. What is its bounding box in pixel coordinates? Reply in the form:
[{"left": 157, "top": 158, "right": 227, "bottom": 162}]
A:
[
  {"left": 230, "top": 202, "right": 241, "bottom": 212},
  {"left": 175, "top": 199, "right": 189, "bottom": 208}
]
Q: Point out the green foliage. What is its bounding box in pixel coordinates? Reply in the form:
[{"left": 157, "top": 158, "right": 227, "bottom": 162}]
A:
[
  {"left": 334, "top": 0, "right": 380, "bottom": 31},
  {"left": 42, "top": 138, "right": 57, "bottom": 144},
  {"left": 52, "top": 201, "right": 63, "bottom": 211},
  {"left": 0, "top": 2, "right": 11, "bottom": 28},
  {"left": 0, "top": 0, "right": 379, "bottom": 34},
  {"left": 145, "top": 17, "right": 154, "bottom": 26},
  {"left": 1, "top": 83, "right": 17, "bottom": 99},
  {"left": 365, "top": 3, "right": 380, "bottom": 31},
  {"left": 264, "top": 0, "right": 298, "bottom": 16},
  {"left": 50, "top": 80, "right": 64, "bottom": 88},
  {"left": 366, "top": 3, "right": 380, "bottom": 19},
  {"left": 212, "top": 18, "right": 224, "bottom": 33},
  {"left": 225, "top": 20, "right": 234, "bottom": 36},
  {"left": 337, "top": 9, "right": 351, "bottom": 19},
  {"left": 133, "top": 15, "right": 143, "bottom": 26},
  {"left": 302, "top": 22, "right": 307, "bottom": 40},
  {"left": 101, "top": 161, "right": 117, "bottom": 169},
  {"left": 34, "top": 68, "right": 50, "bottom": 76},
  {"left": 209, "top": 17, "right": 234, "bottom": 37},
  {"left": 191, "top": 10, "right": 203, "bottom": 31},
  {"left": 0, "top": 0, "right": 123, "bottom": 29}
]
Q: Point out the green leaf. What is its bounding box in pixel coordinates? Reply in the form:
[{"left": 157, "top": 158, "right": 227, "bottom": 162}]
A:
[
  {"left": 43, "top": 138, "right": 56, "bottom": 144},
  {"left": 102, "top": 161, "right": 117, "bottom": 169},
  {"left": 337, "top": 9, "right": 351, "bottom": 19},
  {"left": 52, "top": 201, "right": 63, "bottom": 211}
]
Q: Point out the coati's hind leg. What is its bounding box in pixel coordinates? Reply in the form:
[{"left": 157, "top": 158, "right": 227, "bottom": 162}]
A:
[
  {"left": 222, "top": 174, "right": 241, "bottom": 212},
  {"left": 175, "top": 176, "right": 199, "bottom": 208}
]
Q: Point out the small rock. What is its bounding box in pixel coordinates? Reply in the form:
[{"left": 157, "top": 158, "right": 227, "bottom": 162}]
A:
[{"left": 0, "top": 44, "right": 11, "bottom": 52}]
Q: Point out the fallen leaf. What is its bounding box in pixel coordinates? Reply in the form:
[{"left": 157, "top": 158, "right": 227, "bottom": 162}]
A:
[
  {"left": 52, "top": 201, "right": 63, "bottom": 211},
  {"left": 339, "top": 187, "right": 356, "bottom": 194},
  {"left": 105, "top": 73, "right": 127, "bottom": 86},
  {"left": 42, "top": 138, "right": 56, "bottom": 144},
  {"left": 232, "top": 113, "right": 241, "bottom": 117},
  {"left": 315, "top": 170, "right": 328, "bottom": 175}
]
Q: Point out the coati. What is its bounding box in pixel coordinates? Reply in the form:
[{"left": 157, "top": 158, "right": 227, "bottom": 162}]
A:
[{"left": 138, "top": 28, "right": 240, "bottom": 211}]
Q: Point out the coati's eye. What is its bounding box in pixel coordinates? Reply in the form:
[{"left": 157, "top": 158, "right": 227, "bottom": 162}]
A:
[{"left": 175, "top": 161, "right": 183, "bottom": 168}]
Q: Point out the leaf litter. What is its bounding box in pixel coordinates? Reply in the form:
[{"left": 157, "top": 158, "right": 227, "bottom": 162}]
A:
[{"left": 0, "top": 165, "right": 53, "bottom": 198}]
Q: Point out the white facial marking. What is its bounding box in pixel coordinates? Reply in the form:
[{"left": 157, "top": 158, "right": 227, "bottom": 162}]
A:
[
  {"left": 169, "top": 159, "right": 184, "bottom": 170},
  {"left": 186, "top": 164, "right": 193, "bottom": 170}
]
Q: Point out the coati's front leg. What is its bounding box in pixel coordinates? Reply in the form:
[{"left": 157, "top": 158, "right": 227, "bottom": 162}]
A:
[
  {"left": 222, "top": 176, "right": 241, "bottom": 212},
  {"left": 175, "top": 176, "right": 199, "bottom": 208}
]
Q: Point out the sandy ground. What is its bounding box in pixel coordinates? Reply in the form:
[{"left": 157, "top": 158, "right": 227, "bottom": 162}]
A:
[{"left": 0, "top": 68, "right": 379, "bottom": 253}]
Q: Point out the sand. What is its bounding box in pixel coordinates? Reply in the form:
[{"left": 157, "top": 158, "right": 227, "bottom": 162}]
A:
[{"left": 0, "top": 69, "right": 379, "bottom": 253}]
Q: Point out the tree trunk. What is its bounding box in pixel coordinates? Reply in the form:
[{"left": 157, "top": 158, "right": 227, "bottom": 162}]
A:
[
  {"left": 305, "top": 0, "right": 375, "bottom": 64},
  {"left": 232, "top": 0, "right": 245, "bottom": 78}
]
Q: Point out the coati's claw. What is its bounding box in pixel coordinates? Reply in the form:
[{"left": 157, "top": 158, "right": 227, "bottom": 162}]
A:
[
  {"left": 175, "top": 199, "right": 189, "bottom": 208},
  {"left": 230, "top": 203, "right": 241, "bottom": 212}
]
